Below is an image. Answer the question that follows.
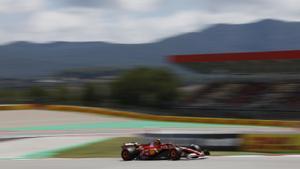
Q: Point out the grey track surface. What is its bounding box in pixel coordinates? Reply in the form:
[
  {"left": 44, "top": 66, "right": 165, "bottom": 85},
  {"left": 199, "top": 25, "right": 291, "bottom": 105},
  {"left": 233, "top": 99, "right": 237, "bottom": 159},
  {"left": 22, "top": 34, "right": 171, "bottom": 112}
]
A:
[
  {"left": 0, "top": 110, "right": 298, "bottom": 131},
  {"left": 0, "top": 110, "right": 131, "bottom": 128},
  {"left": 0, "top": 109, "right": 299, "bottom": 140},
  {"left": 1, "top": 156, "right": 300, "bottom": 169}
]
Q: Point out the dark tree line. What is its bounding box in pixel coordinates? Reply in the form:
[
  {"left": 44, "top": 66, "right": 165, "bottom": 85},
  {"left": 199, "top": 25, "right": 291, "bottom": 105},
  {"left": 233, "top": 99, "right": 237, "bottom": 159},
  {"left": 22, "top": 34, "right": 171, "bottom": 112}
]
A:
[
  {"left": 1, "top": 68, "right": 181, "bottom": 108},
  {"left": 111, "top": 68, "right": 180, "bottom": 108}
]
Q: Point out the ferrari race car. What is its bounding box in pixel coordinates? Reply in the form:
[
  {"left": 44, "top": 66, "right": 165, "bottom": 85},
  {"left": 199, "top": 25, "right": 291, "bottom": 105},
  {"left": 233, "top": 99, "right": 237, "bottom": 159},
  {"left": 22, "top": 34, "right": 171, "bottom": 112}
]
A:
[{"left": 121, "top": 139, "right": 210, "bottom": 161}]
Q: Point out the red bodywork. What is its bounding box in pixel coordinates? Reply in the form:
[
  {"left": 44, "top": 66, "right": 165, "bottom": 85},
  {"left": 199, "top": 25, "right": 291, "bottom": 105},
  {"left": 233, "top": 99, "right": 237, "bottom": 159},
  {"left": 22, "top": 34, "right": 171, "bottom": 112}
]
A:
[{"left": 138, "top": 143, "right": 172, "bottom": 156}]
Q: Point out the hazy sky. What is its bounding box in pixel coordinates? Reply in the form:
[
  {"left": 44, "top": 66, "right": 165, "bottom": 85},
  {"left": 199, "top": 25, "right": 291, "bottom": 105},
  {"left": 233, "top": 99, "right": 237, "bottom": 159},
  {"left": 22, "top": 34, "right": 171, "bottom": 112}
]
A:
[{"left": 0, "top": 0, "right": 300, "bottom": 44}]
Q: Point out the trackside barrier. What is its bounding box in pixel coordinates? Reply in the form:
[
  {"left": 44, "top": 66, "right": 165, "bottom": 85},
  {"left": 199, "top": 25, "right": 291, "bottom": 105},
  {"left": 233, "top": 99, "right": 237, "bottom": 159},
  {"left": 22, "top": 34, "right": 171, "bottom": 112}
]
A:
[
  {"left": 241, "top": 134, "right": 300, "bottom": 153},
  {"left": 143, "top": 133, "right": 300, "bottom": 152},
  {"left": 0, "top": 104, "right": 300, "bottom": 128},
  {"left": 42, "top": 105, "right": 300, "bottom": 128},
  {"left": 142, "top": 133, "right": 241, "bottom": 151}
]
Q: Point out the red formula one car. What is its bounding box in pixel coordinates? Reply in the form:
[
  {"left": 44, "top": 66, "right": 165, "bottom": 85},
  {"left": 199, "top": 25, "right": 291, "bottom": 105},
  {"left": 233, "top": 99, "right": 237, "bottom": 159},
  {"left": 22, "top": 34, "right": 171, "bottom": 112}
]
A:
[{"left": 121, "top": 139, "right": 210, "bottom": 161}]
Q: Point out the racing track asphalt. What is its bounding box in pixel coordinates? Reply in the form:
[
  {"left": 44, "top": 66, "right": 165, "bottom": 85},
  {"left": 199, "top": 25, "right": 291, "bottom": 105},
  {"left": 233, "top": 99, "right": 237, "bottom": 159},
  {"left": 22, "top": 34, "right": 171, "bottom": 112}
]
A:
[
  {"left": 1, "top": 156, "right": 300, "bottom": 169},
  {"left": 1, "top": 110, "right": 298, "bottom": 137},
  {"left": 1, "top": 109, "right": 299, "bottom": 160}
]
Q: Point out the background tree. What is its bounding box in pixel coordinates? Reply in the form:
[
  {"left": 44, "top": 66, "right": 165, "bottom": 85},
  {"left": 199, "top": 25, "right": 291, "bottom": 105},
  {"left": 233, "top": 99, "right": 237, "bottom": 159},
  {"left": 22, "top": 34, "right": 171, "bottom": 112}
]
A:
[
  {"left": 54, "top": 85, "right": 70, "bottom": 103},
  {"left": 81, "top": 83, "right": 102, "bottom": 105},
  {"left": 28, "top": 86, "right": 48, "bottom": 103},
  {"left": 111, "top": 67, "right": 180, "bottom": 108}
]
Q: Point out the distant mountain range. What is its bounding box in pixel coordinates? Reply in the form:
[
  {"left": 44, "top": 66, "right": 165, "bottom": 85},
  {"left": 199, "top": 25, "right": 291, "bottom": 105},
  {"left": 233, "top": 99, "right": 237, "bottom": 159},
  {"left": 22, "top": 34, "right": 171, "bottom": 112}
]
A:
[{"left": 1, "top": 19, "right": 300, "bottom": 78}]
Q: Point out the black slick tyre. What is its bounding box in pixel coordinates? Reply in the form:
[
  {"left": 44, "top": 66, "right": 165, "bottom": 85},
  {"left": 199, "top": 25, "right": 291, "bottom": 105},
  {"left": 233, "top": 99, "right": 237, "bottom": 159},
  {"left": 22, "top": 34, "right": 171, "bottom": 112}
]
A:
[
  {"left": 169, "top": 149, "right": 181, "bottom": 160},
  {"left": 121, "top": 150, "right": 134, "bottom": 161}
]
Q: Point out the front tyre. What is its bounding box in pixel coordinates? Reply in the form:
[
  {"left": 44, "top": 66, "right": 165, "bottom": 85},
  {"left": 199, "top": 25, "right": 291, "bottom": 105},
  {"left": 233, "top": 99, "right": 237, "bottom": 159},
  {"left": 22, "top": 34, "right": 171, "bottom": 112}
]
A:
[{"left": 203, "top": 149, "right": 210, "bottom": 156}]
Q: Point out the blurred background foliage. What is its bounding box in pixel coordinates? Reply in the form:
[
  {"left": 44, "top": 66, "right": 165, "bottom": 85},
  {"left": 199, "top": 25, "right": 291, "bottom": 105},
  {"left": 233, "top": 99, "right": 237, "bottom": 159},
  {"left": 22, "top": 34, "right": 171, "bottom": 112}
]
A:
[
  {"left": 0, "top": 67, "right": 181, "bottom": 109},
  {"left": 111, "top": 68, "right": 179, "bottom": 108}
]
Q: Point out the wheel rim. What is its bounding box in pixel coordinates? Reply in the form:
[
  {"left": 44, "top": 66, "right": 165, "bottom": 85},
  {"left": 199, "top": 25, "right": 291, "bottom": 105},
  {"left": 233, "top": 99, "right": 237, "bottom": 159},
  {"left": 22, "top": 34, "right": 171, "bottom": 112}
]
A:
[
  {"left": 170, "top": 150, "right": 177, "bottom": 157},
  {"left": 122, "top": 151, "right": 129, "bottom": 159}
]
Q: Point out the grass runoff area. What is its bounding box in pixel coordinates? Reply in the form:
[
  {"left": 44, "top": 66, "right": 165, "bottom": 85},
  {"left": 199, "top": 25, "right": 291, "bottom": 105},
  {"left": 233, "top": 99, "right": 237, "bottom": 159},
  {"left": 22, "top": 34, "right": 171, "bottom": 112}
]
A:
[{"left": 52, "top": 137, "right": 269, "bottom": 158}]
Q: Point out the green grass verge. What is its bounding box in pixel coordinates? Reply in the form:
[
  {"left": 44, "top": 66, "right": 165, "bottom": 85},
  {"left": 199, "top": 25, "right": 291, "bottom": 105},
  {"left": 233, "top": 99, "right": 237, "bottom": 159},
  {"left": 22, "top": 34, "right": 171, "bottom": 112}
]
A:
[{"left": 52, "top": 137, "right": 272, "bottom": 158}]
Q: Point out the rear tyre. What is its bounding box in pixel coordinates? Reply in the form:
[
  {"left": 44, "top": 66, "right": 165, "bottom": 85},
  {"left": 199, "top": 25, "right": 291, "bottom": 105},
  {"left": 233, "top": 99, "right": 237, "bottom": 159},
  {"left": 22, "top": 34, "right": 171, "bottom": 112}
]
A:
[
  {"left": 121, "top": 150, "right": 135, "bottom": 161},
  {"left": 169, "top": 149, "right": 181, "bottom": 160}
]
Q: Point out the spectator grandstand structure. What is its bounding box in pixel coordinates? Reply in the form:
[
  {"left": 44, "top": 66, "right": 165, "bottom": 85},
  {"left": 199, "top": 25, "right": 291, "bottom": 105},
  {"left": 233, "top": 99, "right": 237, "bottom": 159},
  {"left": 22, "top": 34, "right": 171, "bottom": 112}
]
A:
[{"left": 169, "top": 50, "right": 300, "bottom": 120}]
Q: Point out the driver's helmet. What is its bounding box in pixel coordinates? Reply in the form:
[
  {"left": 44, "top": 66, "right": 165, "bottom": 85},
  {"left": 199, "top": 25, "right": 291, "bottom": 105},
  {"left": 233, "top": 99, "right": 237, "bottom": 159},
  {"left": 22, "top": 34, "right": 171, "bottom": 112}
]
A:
[{"left": 153, "top": 139, "right": 161, "bottom": 146}]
